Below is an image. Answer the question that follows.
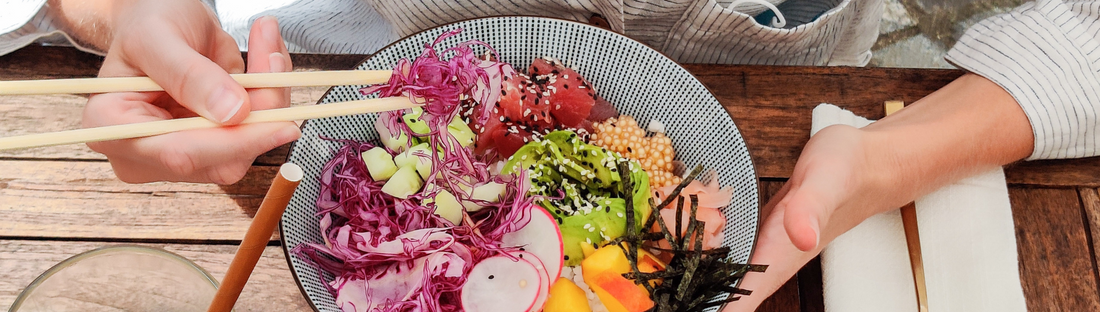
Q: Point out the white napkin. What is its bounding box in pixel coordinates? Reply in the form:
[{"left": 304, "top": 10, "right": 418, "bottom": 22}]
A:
[{"left": 813, "top": 103, "right": 1027, "bottom": 311}]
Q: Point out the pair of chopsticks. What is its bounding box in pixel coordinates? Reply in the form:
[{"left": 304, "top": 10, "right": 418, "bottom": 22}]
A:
[
  {"left": 0, "top": 71, "right": 411, "bottom": 311},
  {"left": 886, "top": 100, "right": 929, "bottom": 312},
  {"left": 0, "top": 70, "right": 417, "bottom": 151}
]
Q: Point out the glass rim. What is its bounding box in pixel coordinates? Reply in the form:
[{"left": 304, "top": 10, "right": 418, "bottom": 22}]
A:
[{"left": 8, "top": 244, "right": 220, "bottom": 312}]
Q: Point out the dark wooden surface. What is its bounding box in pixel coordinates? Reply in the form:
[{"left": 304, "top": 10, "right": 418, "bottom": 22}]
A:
[{"left": 3, "top": 45, "right": 1100, "bottom": 311}]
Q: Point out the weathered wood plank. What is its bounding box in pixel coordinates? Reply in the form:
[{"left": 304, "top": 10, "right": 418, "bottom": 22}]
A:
[
  {"left": 0, "top": 160, "right": 280, "bottom": 241},
  {"left": 1078, "top": 187, "right": 1100, "bottom": 295},
  {"left": 0, "top": 240, "right": 311, "bottom": 311},
  {"left": 1009, "top": 187, "right": 1100, "bottom": 311}
]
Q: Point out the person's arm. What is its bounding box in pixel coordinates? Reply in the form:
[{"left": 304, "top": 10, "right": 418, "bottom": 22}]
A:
[
  {"left": 45, "top": 0, "right": 131, "bottom": 52},
  {"left": 730, "top": 0, "right": 1100, "bottom": 309}
]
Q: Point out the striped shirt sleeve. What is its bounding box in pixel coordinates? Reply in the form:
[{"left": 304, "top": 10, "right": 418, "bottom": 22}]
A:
[{"left": 945, "top": 0, "right": 1100, "bottom": 160}]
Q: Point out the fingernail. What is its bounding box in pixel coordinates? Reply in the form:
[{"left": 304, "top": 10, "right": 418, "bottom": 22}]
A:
[
  {"left": 262, "top": 16, "right": 280, "bottom": 43},
  {"left": 208, "top": 86, "right": 244, "bottom": 123},
  {"left": 269, "top": 52, "right": 286, "bottom": 73}
]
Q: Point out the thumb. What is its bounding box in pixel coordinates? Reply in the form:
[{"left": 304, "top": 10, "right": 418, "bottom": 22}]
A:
[
  {"left": 780, "top": 185, "right": 832, "bottom": 251},
  {"left": 125, "top": 30, "right": 250, "bottom": 124}
]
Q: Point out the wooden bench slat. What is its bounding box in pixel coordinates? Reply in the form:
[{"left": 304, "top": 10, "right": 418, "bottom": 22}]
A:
[{"left": 1010, "top": 187, "right": 1100, "bottom": 311}]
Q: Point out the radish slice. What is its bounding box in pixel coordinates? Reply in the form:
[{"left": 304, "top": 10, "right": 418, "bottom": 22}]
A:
[
  {"left": 502, "top": 205, "right": 565, "bottom": 281},
  {"left": 462, "top": 255, "right": 542, "bottom": 312},
  {"left": 511, "top": 251, "right": 551, "bottom": 312}
]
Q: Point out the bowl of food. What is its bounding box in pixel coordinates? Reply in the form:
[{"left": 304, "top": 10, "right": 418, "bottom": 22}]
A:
[{"left": 280, "top": 16, "right": 760, "bottom": 312}]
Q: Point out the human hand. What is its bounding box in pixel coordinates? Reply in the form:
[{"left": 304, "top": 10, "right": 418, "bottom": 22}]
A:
[
  {"left": 723, "top": 125, "right": 906, "bottom": 311},
  {"left": 81, "top": 1, "right": 300, "bottom": 184},
  {"left": 724, "top": 74, "right": 1033, "bottom": 311}
]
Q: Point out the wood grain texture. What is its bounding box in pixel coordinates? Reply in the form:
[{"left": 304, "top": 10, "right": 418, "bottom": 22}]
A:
[
  {"left": 1079, "top": 187, "right": 1100, "bottom": 295},
  {"left": 1009, "top": 187, "right": 1100, "bottom": 311},
  {"left": 0, "top": 160, "right": 279, "bottom": 241},
  {"left": 0, "top": 240, "right": 311, "bottom": 311}
]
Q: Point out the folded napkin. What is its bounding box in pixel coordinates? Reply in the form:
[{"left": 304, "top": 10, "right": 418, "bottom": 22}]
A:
[{"left": 813, "top": 103, "right": 1027, "bottom": 311}]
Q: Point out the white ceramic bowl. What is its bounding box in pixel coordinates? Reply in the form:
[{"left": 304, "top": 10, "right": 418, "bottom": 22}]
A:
[{"left": 280, "top": 16, "right": 760, "bottom": 311}]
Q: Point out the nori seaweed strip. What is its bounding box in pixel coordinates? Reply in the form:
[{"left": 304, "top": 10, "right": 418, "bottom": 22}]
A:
[
  {"left": 678, "top": 195, "right": 699, "bottom": 251},
  {"left": 619, "top": 164, "right": 769, "bottom": 312},
  {"left": 616, "top": 160, "right": 659, "bottom": 295},
  {"left": 674, "top": 193, "right": 684, "bottom": 249}
]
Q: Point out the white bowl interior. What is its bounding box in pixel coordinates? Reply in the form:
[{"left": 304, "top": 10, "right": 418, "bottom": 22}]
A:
[{"left": 280, "top": 16, "right": 759, "bottom": 311}]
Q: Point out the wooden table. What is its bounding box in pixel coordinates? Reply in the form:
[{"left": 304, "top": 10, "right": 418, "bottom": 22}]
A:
[{"left": 3, "top": 45, "right": 1100, "bottom": 311}]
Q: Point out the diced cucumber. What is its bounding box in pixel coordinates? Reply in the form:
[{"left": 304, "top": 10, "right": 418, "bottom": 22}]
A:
[
  {"left": 376, "top": 116, "right": 412, "bottom": 153},
  {"left": 394, "top": 143, "right": 430, "bottom": 169},
  {"left": 361, "top": 147, "right": 397, "bottom": 181},
  {"left": 433, "top": 190, "right": 464, "bottom": 224},
  {"left": 448, "top": 116, "right": 475, "bottom": 147},
  {"left": 381, "top": 166, "right": 423, "bottom": 199},
  {"left": 462, "top": 182, "right": 507, "bottom": 212},
  {"left": 403, "top": 107, "right": 430, "bottom": 135}
]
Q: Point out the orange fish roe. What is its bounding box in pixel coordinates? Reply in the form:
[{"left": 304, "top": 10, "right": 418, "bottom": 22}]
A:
[{"left": 589, "top": 116, "right": 681, "bottom": 187}]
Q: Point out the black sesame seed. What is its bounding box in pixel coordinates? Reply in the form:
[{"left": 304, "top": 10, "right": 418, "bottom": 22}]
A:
[
  {"left": 489, "top": 275, "right": 495, "bottom": 280},
  {"left": 563, "top": 255, "right": 570, "bottom": 260},
  {"left": 605, "top": 206, "right": 611, "bottom": 212}
]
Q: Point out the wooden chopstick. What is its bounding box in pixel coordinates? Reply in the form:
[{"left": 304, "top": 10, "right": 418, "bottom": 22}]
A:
[
  {"left": 0, "top": 70, "right": 391, "bottom": 95},
  {"left": 207, "top": 162, "right": 303, "bottom": 312},
  {"left": 886, "top": 100, "right": 929, "bottom": 312},
  {"left": 0, "top": 96, "right": 419, "bottom": 151}
]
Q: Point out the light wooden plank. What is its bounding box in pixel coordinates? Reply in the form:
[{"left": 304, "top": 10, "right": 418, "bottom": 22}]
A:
[
  {"left": 1009, "top": 187, "right": 1100, "bottom": 311},
  {"left": 0, "top": 240, "right": 311, "bottom": 311},
  {"left": 0, "top": 160, "right": 282, "bottom": 241}
]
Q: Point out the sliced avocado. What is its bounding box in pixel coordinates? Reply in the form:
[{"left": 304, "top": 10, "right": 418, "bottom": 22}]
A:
[{"left": 503, "top": 130, "right": 653, "bottom": 265}]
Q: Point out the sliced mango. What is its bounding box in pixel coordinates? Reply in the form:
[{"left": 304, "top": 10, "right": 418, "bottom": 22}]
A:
[{"left": 544, "top": 278, "right": 592, "bottom": 312}]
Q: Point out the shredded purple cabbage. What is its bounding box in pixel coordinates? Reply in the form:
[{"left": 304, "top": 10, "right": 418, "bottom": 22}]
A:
[{"left": 293, "top": 29, "right": 536, "bottom": 312}]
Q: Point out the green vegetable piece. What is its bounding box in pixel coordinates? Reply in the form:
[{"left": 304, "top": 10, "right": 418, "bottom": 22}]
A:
[
  {"left": 394, "top": 143, "right": 429, "bottom": 169},
  {"left": 376, "top": 117, "right": 412, "bottom": 153},
  {"left": 361, "top": 147, "right": 397, "bottom": 181},
  {"left": 462, "top": 182, "right": 506, "bottom": 212},
  {"left": 403, "top": 107, "right": 430, "bottom": 135},
  {"left": 448, "top": 115, "right": 475, "bottom": 147},
  {"left": 381, "top": 166, "right": 423, "bottom": 199},
  {"left": 432, "top": 190, "right": 464, "bottom": 224}
]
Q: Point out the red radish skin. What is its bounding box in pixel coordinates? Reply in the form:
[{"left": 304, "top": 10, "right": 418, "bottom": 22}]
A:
[
  {"left": 502, "top": 205, "right": 565, "bottom": 280},
  {"left": 461, "top": 256, "right": 542, "bottom": 312}
]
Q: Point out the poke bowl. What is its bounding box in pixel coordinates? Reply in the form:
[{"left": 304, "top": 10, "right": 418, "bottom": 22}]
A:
[{"left": 280, "top": 16, "right": 760, "bottom": 312}]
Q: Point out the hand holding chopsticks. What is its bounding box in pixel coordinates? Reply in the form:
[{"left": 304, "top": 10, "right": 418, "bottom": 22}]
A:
[
  {"left": 0, "top": 69, "right": 412, "bottom": 151},
  {"left": 0, "top": 97, "right": 418, "bottom": 151}
]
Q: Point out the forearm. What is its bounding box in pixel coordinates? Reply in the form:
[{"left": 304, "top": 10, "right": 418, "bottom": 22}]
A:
[
  {"left": 46, "top": 0, "right": 137, "bottom": 52},
  {"left": 864, "top": 73, "right": 1034, "bottom": 202}
]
